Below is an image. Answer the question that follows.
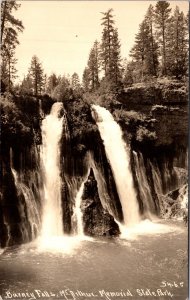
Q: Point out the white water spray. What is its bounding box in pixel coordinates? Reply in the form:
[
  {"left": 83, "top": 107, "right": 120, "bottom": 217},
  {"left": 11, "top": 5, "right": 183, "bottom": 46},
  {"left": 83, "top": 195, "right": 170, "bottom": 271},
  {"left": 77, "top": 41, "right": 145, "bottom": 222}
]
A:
[
  {"left": 72, "top": 167, "right": 91, "bottom": 236},
  {"left": 72, "top": 181, "right": 85, "bottom": 236},
  {"left": 40, "top": 102, "right": 63, "bottom": 237},
  {"left": 92, "top": 105, "right": 140, "bottom": 227},
  {"left": 74, "top": 182, "right": 85, "bottom": 236}
]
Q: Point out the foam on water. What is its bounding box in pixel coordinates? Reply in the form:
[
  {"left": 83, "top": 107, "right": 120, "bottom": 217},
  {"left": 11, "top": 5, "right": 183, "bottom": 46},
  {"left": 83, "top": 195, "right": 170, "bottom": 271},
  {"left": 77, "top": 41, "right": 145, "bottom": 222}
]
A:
[
  {"left": 118, "top": 219, "right": 183, "bottom": 240},
  {"left": 36, "top": 235, "right": 94, "bottom": 254}
]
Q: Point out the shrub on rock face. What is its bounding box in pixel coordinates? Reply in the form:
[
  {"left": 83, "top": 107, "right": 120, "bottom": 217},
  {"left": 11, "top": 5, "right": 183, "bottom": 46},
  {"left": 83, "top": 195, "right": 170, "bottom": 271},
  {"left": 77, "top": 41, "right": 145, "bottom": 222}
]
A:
[
  {"left": 112, "top": 109, "right": 157, "bottom": 144},
  {"left": 1, "top": 93, "right": 31, "bottom": 146},
  {"left": 64, "top": 97, "right": 98, "bottom": 142},
  {"left": 1, "top": 92, "right": 43, "bottom": 147},
  {"left": 136, "top": 126, "right": 157, "bottom": 142},
  {"left": 113, "top": 109, "right": 145, "bottom": 125}
]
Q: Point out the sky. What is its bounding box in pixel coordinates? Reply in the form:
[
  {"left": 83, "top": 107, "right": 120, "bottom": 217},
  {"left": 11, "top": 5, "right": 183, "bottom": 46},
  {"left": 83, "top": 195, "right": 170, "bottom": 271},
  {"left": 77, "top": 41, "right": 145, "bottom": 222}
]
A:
[{"left": 14, "top": 1, "right": 189, "bottom": 83}]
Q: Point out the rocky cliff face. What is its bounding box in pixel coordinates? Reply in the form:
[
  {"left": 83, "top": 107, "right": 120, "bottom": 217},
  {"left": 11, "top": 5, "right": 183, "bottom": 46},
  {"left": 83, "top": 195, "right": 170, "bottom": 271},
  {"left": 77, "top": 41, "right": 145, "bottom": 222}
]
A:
[
  {"left": 82, "top": 169, "right": 120, "bottom": 236},
  {"left": 62, "top": 84, "right": 188, "bottom": 231},
  {"left": 0, "top": 94, "right": 43, "bottom": 247},
  {"left": 118, "top": 80, "right": 188, "bottom": 109},
  {"left": 0, "top": 144, "right": 42, "bottom": 247},
  {"left": 0, "top": 83, "right": 188, "bottom": 247},
  {"left": 151, "top": 105, "right": 188, "bottom": 147},
  {"left": 59, "top": 101, "right": 123, "bottom": 235},
  {"left": 118, "top": 81, "right": 188, "bottom": 223}
]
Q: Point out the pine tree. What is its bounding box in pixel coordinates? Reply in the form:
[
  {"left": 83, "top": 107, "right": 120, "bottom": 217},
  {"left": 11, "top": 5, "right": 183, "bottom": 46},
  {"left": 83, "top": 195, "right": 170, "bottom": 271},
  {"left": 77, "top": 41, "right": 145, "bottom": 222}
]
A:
[
  {"left": 154, "top": 1, "right": 171, "bottom": 76},
  {"left": 20, "top": 74, "right": 33, "bottom": 94},
  {"left": 166, "top": 7, "right": 188, "bottom": 79},
  {"left": 87, "top": 40, "right": 100, "bottom": 90},
  {"left": 1, "top": 1, "right": 24, "bottom": 45},
  {"left": 46, "top": 73, "right": 58, "bottom": 95},
  {"left": 1, "top": 1, "right": 24, "bottom": 90},
  {"left": 145, "top": 5, "right": 159, "bottom": 76},
  {"left": 123, "top": 61, "right": 135, "bottom": 86},
  {"left": 82, "top": 67, "right": 91, "bottom": 91},
  {"left": 100, "top": 9, "right": 122, "bottom": 88},
  {"left": 71, "top": 72, "right": 83, "bottom": 96},
  {"left": 101, "top": 9, "right": 115, "bottom": 77},
  {"left": 6, "top": 48, "right": 18, "bottom": 90},
  {"left": 110, "top": 28, "right": 122, "bottom": 84},
  {"left": 29, "top": 55, "right": 44, "bottom": 96},
  {"left": 71, "top": 72, "right": 80, "bottom": 90},
  {"left": 1, "top": 46, "right": 18, "bottom": 90},
  {"left": 51, "top": 76, "right": 70, "bottom": 101},
  {"left": 130, "top": 21, "right": 148, "bottom": 81}
]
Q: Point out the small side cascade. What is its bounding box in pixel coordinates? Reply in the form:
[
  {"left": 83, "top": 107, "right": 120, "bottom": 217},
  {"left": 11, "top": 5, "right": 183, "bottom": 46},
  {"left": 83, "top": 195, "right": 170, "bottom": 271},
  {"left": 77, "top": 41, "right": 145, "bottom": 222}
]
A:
[
  {"left": 72, "top": 170, "right": 90, "bottom": 236},
  {"left": 157, "top": 161, "right": 180, "bottom": 195},
  {"left": 149, "top": 161, "right": 163, "bottom": 196},
  {"left": 133, "top": 151, "right": 157, "bottom": 216},
  {"left": 88, "top": 152, "right": 114, "bottom": 215},
  {"left": 178, "top": 184, "right": 188, "bottom": 211},
  {"left": 159, "top": 183, "right": 188, "bottom": 221},
  {"left": 11, "top": 168, "right": 41, "bottom": 240}
]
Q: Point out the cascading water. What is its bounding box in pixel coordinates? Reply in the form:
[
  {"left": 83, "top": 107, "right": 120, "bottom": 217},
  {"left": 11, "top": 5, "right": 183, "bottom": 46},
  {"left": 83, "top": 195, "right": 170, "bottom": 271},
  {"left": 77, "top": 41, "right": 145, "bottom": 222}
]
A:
[
  {"left": 72, "top": 172, "right": 90, "bottom": 236},
  {"left": 73, "top": 182, "right": 85, "bottom": 236},
  {"left": 92, "top": 105, "right": 140, "bottom": 227},
  {"left": 149, "top": 161, "right": 163, "bottom": 196},
  {"left": 133, "top": 151, "right": 157, "bottom": 216},
  {"left": 88, "top": 152, "right": 114, "bottom": 215},
  {"left": 40, "top": 102, "right": 64, "bottom": 238},
  {"left": 178, "top": 184, "right": 188, "bottom": 211},
  {"left": 11, "top": 168, "right": 40, "bottom": 241}
]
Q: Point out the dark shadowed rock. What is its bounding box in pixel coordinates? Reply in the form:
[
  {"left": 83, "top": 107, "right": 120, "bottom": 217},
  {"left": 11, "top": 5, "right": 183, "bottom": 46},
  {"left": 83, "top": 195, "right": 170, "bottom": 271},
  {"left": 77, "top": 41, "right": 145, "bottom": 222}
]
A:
[{"left": 82, "top": 169, "right": 120, "bottom": 237}]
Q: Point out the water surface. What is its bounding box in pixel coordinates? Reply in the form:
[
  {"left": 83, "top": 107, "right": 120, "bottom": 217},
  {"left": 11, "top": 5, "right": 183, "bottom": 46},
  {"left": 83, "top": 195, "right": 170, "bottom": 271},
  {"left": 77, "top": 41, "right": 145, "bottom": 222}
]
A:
[{"left": 0, "top": 221, "right": 188, "bottom": 300}]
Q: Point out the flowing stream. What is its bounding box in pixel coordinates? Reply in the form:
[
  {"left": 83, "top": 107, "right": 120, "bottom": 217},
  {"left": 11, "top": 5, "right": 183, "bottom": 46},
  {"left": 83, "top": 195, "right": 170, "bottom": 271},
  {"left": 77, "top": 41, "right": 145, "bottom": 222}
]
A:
[{"left": 92, "top": 105, "right": 140, "bottom": 227}]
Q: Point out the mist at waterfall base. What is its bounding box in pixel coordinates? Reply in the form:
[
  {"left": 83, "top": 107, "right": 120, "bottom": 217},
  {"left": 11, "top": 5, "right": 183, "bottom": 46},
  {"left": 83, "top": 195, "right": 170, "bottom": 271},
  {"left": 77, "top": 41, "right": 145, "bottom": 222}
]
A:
[
  {"left": 0, "top": 226, "right": 187, "bottom": 299},
  {"left": 0, "top": 103, "right": 188, "bottom": 299}
]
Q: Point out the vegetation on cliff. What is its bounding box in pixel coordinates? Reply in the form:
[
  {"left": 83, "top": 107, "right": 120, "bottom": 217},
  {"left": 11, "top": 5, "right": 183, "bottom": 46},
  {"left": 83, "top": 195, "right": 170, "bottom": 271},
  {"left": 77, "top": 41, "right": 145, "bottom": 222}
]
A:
[{"left": 0, "top": 93, "right": 40, "bottom": 147}]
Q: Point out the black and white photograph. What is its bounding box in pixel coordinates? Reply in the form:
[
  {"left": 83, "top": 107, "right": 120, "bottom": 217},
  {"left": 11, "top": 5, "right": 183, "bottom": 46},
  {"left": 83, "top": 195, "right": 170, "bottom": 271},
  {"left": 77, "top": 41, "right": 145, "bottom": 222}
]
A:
[{"left": 0, "top": 1, "right": 189, "bottom": 299}]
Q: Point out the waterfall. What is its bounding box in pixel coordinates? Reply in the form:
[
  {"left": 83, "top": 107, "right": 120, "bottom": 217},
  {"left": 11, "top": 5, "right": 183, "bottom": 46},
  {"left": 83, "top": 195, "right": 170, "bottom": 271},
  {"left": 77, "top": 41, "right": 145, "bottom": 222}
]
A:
[
  {"left": 88, "top": 152, "right": 111, "bottom": 212},
  {"left": 40, "top": 102, "right": 64, "bottom": 237},
  {"left": 73, "top": 182, "right": 85, "bottom": 236},
  {"left": 178, "top": 185, "right": 188, "bottom": 210},
  {"left": 133, "top": 151, "right": 157, "bottom": 216},
  {"left": 92, "top": 105, "right": 140, "bottom": 227},
  {"left": 11, "top": 168, "right": 40, "bottom": 240},
  {"left": 150, "top": 162, "right": 163, "bottom": 196},
  {"left": 72, "top": 173, "right": 89, "bottom": 236}
]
